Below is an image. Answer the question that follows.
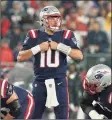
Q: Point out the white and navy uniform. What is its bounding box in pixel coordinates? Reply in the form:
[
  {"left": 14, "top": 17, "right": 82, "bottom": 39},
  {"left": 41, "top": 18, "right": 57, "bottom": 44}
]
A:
[{"left": 22, "top": 29, "right": 80, "bottom": 119}]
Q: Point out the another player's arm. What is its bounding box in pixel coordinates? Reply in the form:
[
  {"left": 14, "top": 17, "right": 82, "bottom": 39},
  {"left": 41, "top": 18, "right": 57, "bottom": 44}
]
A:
[
  {"left": 1, "top": 80, "right": 21, "bottom": 119},
  {"left": 4, "top": 91, "right": 20, "bottom": 119},
  {"left": 80, "top": 91, "right": 95, "bottom": 115},
  {"left": 108, "top": 92, "right": 112, "bottom": 114},
  {"left": 80, "top": 92, "right": 107, "bottom": 119}
]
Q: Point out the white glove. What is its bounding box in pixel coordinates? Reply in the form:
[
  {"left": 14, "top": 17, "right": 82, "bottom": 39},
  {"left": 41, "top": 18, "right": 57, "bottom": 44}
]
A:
[
  {"left": 98, "top": 114, "right": 108, "bottom": 119},
  {"left": 89, "top": 110, "right": 108, "bottom": 119}
]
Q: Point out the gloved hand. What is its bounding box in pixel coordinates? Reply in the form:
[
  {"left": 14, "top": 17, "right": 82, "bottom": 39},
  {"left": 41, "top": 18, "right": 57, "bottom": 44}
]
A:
[
  {"left": 89, "top": 110, "right": 108, "bottom": 119},
  {"left": 99, "top": 114, "right": 108, "bottom": 119},
  {"left": 0, "top": 107, "right": 10, "bottom": 119}
]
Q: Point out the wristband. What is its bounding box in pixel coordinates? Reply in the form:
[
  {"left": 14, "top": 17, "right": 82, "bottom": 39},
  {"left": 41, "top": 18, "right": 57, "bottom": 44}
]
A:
[
  {"left": 31, "top": 45, "right": 41, "bottom": 55},
  {"left": 57, "top": 43, "right": 71, "bottom": 55}
]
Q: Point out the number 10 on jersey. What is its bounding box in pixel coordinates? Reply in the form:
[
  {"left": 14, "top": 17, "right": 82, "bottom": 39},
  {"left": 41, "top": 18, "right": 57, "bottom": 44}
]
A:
[{"left": 40, "top": 48, "right": 60, "bottom": 67}]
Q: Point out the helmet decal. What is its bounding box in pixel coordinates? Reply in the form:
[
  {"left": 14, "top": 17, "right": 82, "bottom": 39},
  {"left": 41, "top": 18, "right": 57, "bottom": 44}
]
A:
[
  {"left": 83, "top": 64, "right": 111, "bottom": 94},
  {"left": 95, "top": 73, "right": 104, "bottom": 80},
  {"left": 39, "top": 6, "right": 62, "bottom": 31}
]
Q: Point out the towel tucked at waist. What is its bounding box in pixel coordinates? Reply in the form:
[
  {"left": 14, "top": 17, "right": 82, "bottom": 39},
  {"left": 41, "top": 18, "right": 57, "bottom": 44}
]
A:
[{"left": 45, "top": 79, "right": 59, "bottom": 108}]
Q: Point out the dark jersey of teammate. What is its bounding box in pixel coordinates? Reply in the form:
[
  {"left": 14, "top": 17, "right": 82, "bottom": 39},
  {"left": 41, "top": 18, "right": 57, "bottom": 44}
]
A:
[
  {"left": 0, "top": 79, "right": 14, "bottom": 111},
  {"left": 22, "top": 29, "right": 79, "bottom": 81},
  {"left": 13, "top": 86, "right": 28, "bottom": 104},
  {"left": 0, "top": 79, "right": 34, "bottom": 119},
  {"left": 0, "top": 79, "right": 28, "bottom": 105},
  {"left": 80, "top": 85, "right": 112, "bottom": 119},
  {"left": 0, "top": 79, "right": 13, "bottom": 99},
  {"left": 13, "top": 86, "right": 34, "bottom": 119}
]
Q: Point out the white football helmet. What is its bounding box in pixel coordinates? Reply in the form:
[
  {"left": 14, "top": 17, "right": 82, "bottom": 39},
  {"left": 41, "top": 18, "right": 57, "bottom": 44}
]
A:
[
  {"left": 39, "top": 6, "right": 62, "bottom": 31},
  {"left": 83, "top": 64, "right": 111, "bottom": 94}
]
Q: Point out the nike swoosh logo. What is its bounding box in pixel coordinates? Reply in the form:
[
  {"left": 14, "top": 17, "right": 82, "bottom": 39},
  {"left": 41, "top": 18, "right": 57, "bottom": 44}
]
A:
[{"left": 57, "top": 82, "right": 62, "bottom": 85}]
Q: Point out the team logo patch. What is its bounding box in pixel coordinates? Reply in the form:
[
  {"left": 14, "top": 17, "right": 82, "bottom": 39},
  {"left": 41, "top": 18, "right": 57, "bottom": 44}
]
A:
[
  {"left": 24, "top": 37, "right": 29, "bottom": 44},
  {"left": 95, "top": 73, "right": 104, "bottom": 79},
  {"left": 49, "top": 84, "right": 52, "bottom": 88},
  {"left": 95, "top": 71, "right": 109, "bottom": 80},
  {"left": 43, "top": 8, "right": 48, "bottom": 11}
]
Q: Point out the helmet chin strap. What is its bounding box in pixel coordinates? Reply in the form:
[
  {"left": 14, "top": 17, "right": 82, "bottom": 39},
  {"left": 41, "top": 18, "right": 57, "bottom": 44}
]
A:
[{"left": 50, "top": 26, "right": 60, "bottom": 31}]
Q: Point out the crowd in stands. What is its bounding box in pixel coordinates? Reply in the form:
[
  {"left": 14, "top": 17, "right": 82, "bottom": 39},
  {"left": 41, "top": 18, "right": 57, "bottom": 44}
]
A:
[{"left": 1, "top": 0, "right": 111, "bottom": 64}]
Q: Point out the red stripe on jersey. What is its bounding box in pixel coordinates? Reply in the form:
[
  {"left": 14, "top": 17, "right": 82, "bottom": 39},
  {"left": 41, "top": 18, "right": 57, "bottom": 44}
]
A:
[
  {"left": 24, "top": 93, "right": 34, "bottom": 119},
  {"left": 1, "top": 80, "right": 8, "bottom": 98},
  {"left": 65, "top": 77, "right": 70, "bottom": 119},
  {"left": 108, "top": 92, "right": 112, "bottom": 104},
  {"left": 67, "top": 30, "right": 72, "bottom": 39},
  {"left": 33, "top": 29, "right": 38, "bottom": 38},
  {"left": 63, "top": 30, "right": 72, "bottom": 39},
  {"left": 29, "top": 30, "right": 33, "bottom": 38},
  {"left": 29, "top": 29, "right": 38, "bottom": 38}
]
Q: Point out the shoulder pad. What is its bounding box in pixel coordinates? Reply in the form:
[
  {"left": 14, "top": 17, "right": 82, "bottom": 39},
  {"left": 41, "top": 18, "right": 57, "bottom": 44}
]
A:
[
  {"left": 108, "top": 92, "right": 112, "bottom": 104},
  {"left": 63, "top": 30, "right": 72, "bottom": 39},
  {"left": 28, "top": 29, "right": 38, "bottom": 39}
]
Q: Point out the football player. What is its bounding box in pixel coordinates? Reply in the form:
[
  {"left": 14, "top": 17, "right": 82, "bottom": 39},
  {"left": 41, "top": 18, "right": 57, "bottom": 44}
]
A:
[
  {"left": 0, "top": 79, "right": 35, "bottom": 119},
  {"left": 80, "top": 64, "right": 112, "bottom": 119},
  {"left": 17, "top": 6, "right": 83, "bottom": 119},
  {"left": 0, "top": 79, "right": 21, "bottom": 119}
]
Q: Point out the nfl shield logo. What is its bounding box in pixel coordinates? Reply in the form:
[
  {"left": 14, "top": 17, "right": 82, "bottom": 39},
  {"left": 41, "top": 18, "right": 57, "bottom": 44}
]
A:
[{"left": 49, "top": 84, "right": 52, "bottom": 88}]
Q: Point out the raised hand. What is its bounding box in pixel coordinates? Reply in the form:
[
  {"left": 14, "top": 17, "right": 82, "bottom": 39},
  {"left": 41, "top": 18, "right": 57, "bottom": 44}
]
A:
[
  {"left": 40, "top": 42, "right": 49, "bottom": 52},
  {"left": 49, "top": 41, "right": 58, "bottom": 50}
]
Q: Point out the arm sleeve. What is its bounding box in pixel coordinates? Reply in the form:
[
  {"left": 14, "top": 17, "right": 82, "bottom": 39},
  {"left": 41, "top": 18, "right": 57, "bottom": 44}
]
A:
[
  {"left": 108, "top": 92, "right": 112, "bottom": 110},
  {"left": 64, "top": 31, "right": 80, "bottom": 49},
  {"left": 1, "top": 80, "right": 13, "bottom": 99},
  {"left": 6, "top": 83, "right": 14, "bottom": 99},
  {"left": 22, "top": 31, "right": 37, "bottom": 50},
  {"left": 80, "top": 91, "right": 95, "bottom": 115}
]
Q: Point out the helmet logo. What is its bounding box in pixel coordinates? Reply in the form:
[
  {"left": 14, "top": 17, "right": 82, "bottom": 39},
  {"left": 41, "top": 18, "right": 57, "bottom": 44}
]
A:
[
  {"left": 43, "top": 8, "right": 48, "bottom": 11},
  {"left": 95, "top": 70, "right": 109, "bottom": 80},
  {"left": 95, "top": 73, "right": 104, "bottom": 79}
]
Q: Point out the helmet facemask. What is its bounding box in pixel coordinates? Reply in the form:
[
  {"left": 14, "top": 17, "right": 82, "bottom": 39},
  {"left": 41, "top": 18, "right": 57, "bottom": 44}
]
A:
[
  {"left": 43, "top": 15, "right": 62, "bottom": 31},
  {"left": 83, "top": 78, "right": 100, "bottom": 95}
]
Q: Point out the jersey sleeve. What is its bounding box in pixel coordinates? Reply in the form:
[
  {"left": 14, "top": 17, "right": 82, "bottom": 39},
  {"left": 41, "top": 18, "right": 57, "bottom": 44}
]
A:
[
  {"left": 108, "top": 92, "right": 112, "bottom": 108},
  {"left": 22, "top": 30, "right": 38, "bottom": 50},
  {"left": 80, "top": 91, "right": 95, "bottom": 115},
  {"left": 1, "top": 80, "right": 13, "bottom": 99},
  {"left": 64, "top": 30, "right": 80, "bottom": 49}
]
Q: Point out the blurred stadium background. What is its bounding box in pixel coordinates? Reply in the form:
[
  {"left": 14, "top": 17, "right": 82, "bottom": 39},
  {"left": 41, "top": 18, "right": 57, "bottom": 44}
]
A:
[{"left": 0, "top": 0, "right": 111, "bottom": 119}]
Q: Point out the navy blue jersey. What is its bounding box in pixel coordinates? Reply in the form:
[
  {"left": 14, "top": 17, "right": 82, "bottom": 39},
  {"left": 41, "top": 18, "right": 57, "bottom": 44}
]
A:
[
  {"left": 0, "top": 79, "right": 13, "bottom": 99},
  {"left": 0, "top": 79, "right": 29, "bottom": 107},
  {"left": 22, "top": 29, "right": 79, "bottom": 81},
  {"left": 13, "top": 86, "right": 28, "bottom": 104},
  {"left": 0, "top": 79, "right": 14, "bottom": 108}
]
